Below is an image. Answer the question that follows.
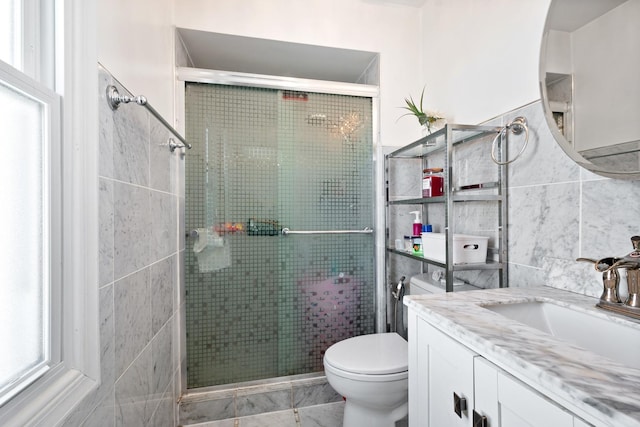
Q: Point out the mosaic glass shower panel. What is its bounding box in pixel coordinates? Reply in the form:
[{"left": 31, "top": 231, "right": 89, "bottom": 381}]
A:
[{"left": 185, "top": 83, "right": 375, "bottom": 388}]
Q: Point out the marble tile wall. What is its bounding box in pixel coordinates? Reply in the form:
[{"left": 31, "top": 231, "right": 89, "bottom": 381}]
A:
[
  {"left": 386, "top": 100, "right": 640, "bottom": 301},
  {"left": 60, "top": 64, "right": 185, "bottom": 426},
  {"left": 502, "top": 101, "right": 640, "bottom": 298}
]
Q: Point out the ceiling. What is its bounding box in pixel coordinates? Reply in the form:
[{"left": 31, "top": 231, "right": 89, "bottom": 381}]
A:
[{"left": 177, "top": 29, "right": 379, "bottom": 84}]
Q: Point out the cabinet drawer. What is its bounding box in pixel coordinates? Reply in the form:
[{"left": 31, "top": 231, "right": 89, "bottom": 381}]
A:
[{"left": 498, "top": 371, "right": 574, "bottom": 426}]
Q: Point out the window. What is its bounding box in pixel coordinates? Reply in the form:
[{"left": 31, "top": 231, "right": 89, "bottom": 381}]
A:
[
  {"left": 0, "top": 0, "right": 61, "bottom": 407},
  {"left": 0, "top": 0, "right": 98, "bottom": 424},
  {"left": 0, "top": 65, "right": 60, "bottom": 407},
  {"left": 0, "top": 0, "right": 22, "bottom": 69}
]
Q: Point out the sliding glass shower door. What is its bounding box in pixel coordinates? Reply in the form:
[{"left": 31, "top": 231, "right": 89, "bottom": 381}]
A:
[{"left": 184, "top": 83, "right": 374, "bottom": 388}]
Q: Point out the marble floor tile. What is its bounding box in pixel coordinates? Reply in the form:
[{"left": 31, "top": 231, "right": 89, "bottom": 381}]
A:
[
  {"left": 184, "top": 419, "right": 236, "bottom": 427},
  {"left": 238, "top": 409, "right": 298, "bottom": 427},
  {"left": 298, "top": 402, "right": 344, "bottom": 427}
]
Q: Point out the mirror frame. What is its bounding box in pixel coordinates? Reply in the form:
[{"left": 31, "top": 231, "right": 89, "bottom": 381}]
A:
[{"left": 539, "top": 1, "right": 640, "bottom": 180}]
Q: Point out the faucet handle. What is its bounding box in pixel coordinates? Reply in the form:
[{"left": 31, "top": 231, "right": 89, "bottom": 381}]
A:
[
  {"left": 577, "top": 257, "right": 623, "bottom": 272},
  {"left": 577, "top": 257, "right": 623, "bottom": 303},
  {"left": 631, "top": 235, "right": 640, "bottom": 254}
]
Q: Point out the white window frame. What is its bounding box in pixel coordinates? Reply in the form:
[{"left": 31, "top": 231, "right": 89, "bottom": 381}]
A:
[
  {"left": 0, "top": 0, "right": 99, "bottom": 425},
  {"left": 0, "top": 59, "right": 60, "bottom": 408}
]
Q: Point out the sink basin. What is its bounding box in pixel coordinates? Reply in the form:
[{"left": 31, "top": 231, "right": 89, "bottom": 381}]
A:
[{"left": 483, "top": 301, "right": 640, "bottom": 370}]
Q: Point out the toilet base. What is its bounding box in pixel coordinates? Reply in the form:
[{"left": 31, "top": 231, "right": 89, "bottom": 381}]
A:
[{"left": 343, "top": 399, "right": 408, "bottom": 427}]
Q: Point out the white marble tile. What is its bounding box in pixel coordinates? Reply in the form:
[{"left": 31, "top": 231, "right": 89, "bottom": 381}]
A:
[
  {"left": 298, "top": 402, "right": 344, "bottom": 427},
  {"left": 80, "top": 390, "right": 116, "bottom": 427},
  {"left": 150, "top": 190, "right": 177, "bottom": 261},
  {"left": 112, "top": 82, "right": 150, "bottom": 187},
  {"left": 150, "top": 122, "right": 172, "bottom": 193},
  {"left": 386, "top": 155, "right": 421, "bottom": 200},
  {"left": 60, "top": 285, "right": 117, "bottom": 426},
  {"left": 581, "top": 178, "right": 640, "bottom": 257},
  {"left": 114, "top": 267, "right": 151, "bottom": 377},
  {"left": 179, "top": 196, "right": 186, "bottom": 251},
  {"left": 98, "top": 65, "right": 114, "bottom": 180},
  {"left": 580, "top": 165, "right": 609, "bottom": 182},
  {"left": 115, "top": 345, "right": 154, "bottom": 426},
  {"left": 543, "top": 257, "right": 601, "bottom": 298},
  {"left": 173, "top": 368, "right": 182, "bottom": 427},
  {"left": 504, "top": 102, "right": 580, "bottom": 188},
  {"left": 451, "top": 132, "right": 499, "bottom": 189},
  {"left": 238, "top": 409, "right": 297, "bottom": 427},
  {"left": 179, "top": 391, "right": 236, "bottom": 424},
  {"left": 99, "top": 284, "right": 116, "bottom": 395},
  {"left": 113, "top": 182, "right": 151, "bottom": 280},
  {"left": 99, "top": 178, "right": 114, "bottom": 287},
  {"left": 405, "top": 287, "right": 640, "bottom": 427},
  {"left": 176, "top": 249, "right": 186, "bottom": 309},
  {"left": 59, "top": 385, "right": 115, "bottom": 427},
  {"left": 451, "top": 200, "right": 498, "bottom": 245},
  {"left": 148, "top": 385, "right": 174, "bottom": 427},
  {"left": 151, "top": 321, "right": 173, "bottom": 401},
  {"left": 189, "top": 420, "right": 236, "bottom": 427},
  {"left": 236, "top": 384, "right": 292, "bottom": 417},
  {"left": 454, "top": 269, "right": 500, "bottom": 289},
  {"left": 292, "top": 378, "right": 341, "bottom": 408},
  {"left": 506, "top": 262, "right": 545, "bottom": 288},
  {"left": 507, "top": 182, "right": 580, "bottom": 267},
  {"left": 151, "top": 255, "right": 175, "bottom": 335}
]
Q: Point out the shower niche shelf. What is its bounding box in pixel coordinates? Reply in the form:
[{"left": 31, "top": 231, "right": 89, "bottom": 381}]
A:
[{"left": 385, "top": 124, "right": 508, "bottom": 292}]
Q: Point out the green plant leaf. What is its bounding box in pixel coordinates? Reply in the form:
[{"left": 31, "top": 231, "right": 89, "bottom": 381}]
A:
[{"left": 398, "top": 86, "right": 442, "bottom": 127}]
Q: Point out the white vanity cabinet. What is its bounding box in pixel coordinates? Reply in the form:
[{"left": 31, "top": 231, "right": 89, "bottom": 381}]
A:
[
  {"left": 474, "top": 357, "right": 590, "bottom": 427},
  {"left": 408, "top": 311, "right": 593, "bottom": 427}
]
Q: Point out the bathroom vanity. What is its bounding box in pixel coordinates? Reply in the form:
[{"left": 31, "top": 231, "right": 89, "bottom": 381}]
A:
[{"left": 405, "top": 287, "right": 640, "bottom": 427}]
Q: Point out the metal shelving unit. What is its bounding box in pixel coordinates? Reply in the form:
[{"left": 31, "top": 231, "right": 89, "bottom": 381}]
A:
[{"left": 385, "top": 123, "right": 508, "bottom": 292}]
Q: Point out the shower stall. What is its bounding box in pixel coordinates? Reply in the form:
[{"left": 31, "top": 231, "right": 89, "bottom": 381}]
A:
[{"left": 184, "top": 81, "right": 376, "bottom": 389}]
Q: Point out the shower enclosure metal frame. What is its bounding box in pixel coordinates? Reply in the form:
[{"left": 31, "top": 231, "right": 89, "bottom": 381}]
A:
[{"left": 176, "top": 67, "right": 386, "bottom": 386}]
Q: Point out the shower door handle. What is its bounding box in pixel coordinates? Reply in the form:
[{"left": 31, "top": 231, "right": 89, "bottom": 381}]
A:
[{"left": 281, "top": 227, "right": 373, "bottom": 235}]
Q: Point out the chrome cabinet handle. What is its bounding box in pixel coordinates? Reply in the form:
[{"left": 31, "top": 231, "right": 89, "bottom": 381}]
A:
[
  {"left": 473, "top": 410, "right": 488, "bottom": 427},
  {"left": 453, "top": 392, "right": 467, "bottom": 418}
]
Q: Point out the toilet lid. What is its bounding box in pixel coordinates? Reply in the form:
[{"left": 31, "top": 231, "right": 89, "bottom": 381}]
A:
[{"left": 324, "top": 333, "right": 408, "bottom": 375}]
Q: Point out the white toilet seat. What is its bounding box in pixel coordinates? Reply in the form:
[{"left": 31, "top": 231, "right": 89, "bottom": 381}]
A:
[
  {"left": 323, "top": 333, "right": 408, "bottom": 380},
  {"left": 324, "top": 358, "right": 408, "bottom": 382}
]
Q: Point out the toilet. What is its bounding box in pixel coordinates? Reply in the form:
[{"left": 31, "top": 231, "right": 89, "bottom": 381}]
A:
[{"left": 323, "top": 332, "right": 408, "bottom": 427}]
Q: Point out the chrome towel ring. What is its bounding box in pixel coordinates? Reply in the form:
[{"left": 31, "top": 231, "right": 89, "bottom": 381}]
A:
[{"left": 491, "top": 116, "right": 529, "bottom": 165}]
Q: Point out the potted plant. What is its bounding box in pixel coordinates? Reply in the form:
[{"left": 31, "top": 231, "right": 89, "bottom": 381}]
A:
[{"left": 400, "top": 87, "right": 444, "bottom": 134}]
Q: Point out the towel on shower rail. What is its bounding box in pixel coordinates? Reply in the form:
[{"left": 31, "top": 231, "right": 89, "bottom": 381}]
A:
[{"left": 193, "top": 228, "right": 231, "bottom": 272}]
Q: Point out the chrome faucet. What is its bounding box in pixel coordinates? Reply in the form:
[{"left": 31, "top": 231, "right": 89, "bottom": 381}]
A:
[
  {"left": 578, "top": 236, "right": 640, "bottom": 320},
  {"left": 624, "top": 236, "right": 640, "bottom": 308}
]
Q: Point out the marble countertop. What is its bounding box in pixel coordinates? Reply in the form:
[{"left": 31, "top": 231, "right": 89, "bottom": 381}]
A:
[{"left": 404, "top": 286, "right": 640, "bottom": 427}]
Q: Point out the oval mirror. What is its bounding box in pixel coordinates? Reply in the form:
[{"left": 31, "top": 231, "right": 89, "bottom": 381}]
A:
[{"left": 540, "top": 0, "right": 640, "bottom": 179}]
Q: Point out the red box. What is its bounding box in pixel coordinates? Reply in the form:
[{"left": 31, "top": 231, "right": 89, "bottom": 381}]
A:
[{"left": 422, "top": 172, "right": 443, "bottom": 197}]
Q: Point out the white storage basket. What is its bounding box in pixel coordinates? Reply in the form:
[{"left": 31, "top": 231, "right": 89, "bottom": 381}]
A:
[{"left": 421, "top": 233, "right": 489, "bottom": 264}]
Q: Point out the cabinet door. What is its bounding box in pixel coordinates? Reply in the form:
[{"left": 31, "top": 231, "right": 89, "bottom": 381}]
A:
[
  {"left": 474, "top": 357, "right": 574, "bottom": 427},
  {"left": 474, "top": 357, "right": 499, "bottom": 427},
  {"left": 411, "top": 318, "right": 476, "bottom": 427}
]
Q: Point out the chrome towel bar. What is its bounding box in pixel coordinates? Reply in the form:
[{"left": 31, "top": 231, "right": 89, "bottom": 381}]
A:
[
  {"left": 106, "top": 85, "right": 192, "bottom": 152},
  {"left": 281, "top": 227, "right": 373, "bottom": 235}
]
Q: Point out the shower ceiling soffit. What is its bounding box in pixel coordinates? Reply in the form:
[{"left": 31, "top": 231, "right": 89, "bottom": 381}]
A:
[{"left": 177, "top": 28, "right": 379, "bottom": 85}]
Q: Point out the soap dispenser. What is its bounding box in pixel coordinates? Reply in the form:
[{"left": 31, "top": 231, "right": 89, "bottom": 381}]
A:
[{"left": 410, "top": 211, "right": 422, "bottom": 236}]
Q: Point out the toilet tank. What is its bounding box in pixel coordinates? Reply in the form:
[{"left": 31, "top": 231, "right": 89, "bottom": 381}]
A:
[
  {"left": 409, "top": 272, "right": 480, "bottom": 295},
  {"left": 409, "top": 273, "right": 446, "bottom": 295}
]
